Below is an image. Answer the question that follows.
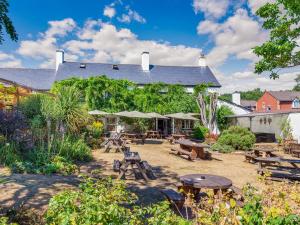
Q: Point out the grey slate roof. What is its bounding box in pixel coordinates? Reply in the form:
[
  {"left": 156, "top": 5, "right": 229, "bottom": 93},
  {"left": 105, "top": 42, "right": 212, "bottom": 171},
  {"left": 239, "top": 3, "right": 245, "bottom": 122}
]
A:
[
  {"left": 0, "top": 61, "right": 221, "bottom": 90},
  {"left": 269, "top": 91, "right": 300, "bottom": 101},
  {"left": 241, "top": 100, "right": 256, "bottom": 107},
  {"left": 0, "top": 68, "right": 55, "bottom": 91},
  {"left": 55, "top": 62, "right": 221, "bottom": 87}
]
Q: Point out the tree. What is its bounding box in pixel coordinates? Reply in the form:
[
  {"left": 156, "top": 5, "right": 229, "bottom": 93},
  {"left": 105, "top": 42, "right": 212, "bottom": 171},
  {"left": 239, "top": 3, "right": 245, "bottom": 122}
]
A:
[
  {"left": 293, "top": 74, "right": 300, "bottom": 91},
  {"left": 253, "top": 0, "right": 300, "bottom": 79},
  {"left": 216, "top": 105, "right": 234, "bottom": 132},
  {"left": 0, "top": 0, "right": 18, "bottom": 44},
  {"left": 195, "top": 84, "right": 218, "bottom": 134}
]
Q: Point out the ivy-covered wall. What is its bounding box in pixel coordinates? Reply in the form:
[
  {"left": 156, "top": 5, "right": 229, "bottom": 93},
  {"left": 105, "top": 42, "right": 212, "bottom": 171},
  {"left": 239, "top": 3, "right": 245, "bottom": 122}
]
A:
[{"left": 52, "top": 76, "right": 199, "bottom": 114}]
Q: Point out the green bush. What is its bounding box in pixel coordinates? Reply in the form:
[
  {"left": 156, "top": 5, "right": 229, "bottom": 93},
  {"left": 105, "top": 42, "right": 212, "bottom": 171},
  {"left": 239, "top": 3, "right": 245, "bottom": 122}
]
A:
[
  {"left": 193, "top": 124, "right": 209, "bottom": 140},
  {"left": 0, "top": 142, "right": 20, "bottom": 166},
  {"left": 211, "top": 143, "right": 234, "bottom": 153},
  {"left": 216, "top": 126, "right": 256, "bottom": 151},
  {"left": 45, "top": 176, "right": 189, "bottom": 225},
  {"left": 54, "top": 136, "right": 92, "bottom": 162}
]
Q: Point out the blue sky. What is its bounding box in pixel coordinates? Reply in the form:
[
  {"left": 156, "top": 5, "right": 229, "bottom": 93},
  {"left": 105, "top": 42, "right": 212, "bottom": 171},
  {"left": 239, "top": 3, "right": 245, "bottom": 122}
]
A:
[{"left": 1, "top": 0, "right": 299, "bottom": 92}]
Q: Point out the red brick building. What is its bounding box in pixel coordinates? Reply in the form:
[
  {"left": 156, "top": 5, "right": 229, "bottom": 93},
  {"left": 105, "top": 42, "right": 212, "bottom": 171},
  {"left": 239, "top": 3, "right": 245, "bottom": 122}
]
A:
[{"left": 256, "top": 91, "right": 300, "bottom": 112}]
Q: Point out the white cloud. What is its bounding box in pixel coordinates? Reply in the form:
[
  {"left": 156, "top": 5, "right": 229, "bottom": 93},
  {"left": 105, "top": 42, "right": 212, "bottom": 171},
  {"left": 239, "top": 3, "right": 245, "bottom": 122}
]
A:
[
  {"left": 198, "top": 9, "right": 268, "bottom": 66},
  {"left": 216, "top": 68, "right": 300, "bottom": 93},
  {"left": 117, "top": 6, "right": 146, "bottom": 24},
  {"left": 0, "top": 51, "right": 22, "bottom": 68},
  {"left": 103, "top": 6, "right": 116, "bottom": 18},
  {"left": 248, "top": 0, "right": 275, "bottom": 15},
  {"left": 64, "top": 21, "right": 201, "bottom": 65},
  {"left": 17, "top": 18, "right": 76, "bottom": 68},
  {"left": 193, "top": 0, "right": 229, "bottom": 19}
]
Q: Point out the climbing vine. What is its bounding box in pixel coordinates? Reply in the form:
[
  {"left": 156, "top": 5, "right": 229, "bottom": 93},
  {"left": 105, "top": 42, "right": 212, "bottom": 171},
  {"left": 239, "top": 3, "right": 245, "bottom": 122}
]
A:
[{"left": 52, "top": 76, "right": 198, "bottom": 114}]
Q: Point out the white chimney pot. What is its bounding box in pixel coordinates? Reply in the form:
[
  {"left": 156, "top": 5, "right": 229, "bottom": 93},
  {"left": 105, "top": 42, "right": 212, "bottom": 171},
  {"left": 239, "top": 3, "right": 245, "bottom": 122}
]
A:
[
  {"left": 198, "top": 53, "right": 207, "bottom": 67},
  {"left": 56, "top": 49, "right": 64, "bottom": 71},
  {"left": 141, "top": 51, "right": 150, "bottom": 71},
  {"left": 232, "top": 92, "right": 241, "bottom": 105}
]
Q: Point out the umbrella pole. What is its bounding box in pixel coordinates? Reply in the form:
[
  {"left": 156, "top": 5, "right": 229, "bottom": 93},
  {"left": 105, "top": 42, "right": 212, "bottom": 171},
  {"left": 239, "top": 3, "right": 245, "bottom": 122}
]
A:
[
  {"left": 172, "top": 118, "right": 175, "bottom": 134},
  {"left": 156, "top": 118, "right": 158, "bottom": 131}
]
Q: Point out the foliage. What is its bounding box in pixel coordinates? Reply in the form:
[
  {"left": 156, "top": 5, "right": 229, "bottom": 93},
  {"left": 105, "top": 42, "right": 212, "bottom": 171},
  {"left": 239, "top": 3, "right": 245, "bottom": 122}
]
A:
[
  {"left": 254, "top": 0, "right": 300, "bottom": 79},
  {"left": 293, "top": 74, "right": 300, "bottom": 91},
  {"left": 0, "top": 0, "right": 18, "bottom": 44},
  {"left": 216, "top": 105, "right": 234, "bottom": 132},
  {"left": 280, "top": 118, "right": 293, "bottom": 140},
  {"left": 220, "top": 88, "right": 264, "bottom": 101},
  {"left": 87, "top": 121, "right": 104, "bottom": 138},
  {"left": 215, "top": 126, "right": 256, "bottom": 151},
  {"left": 19, "top": 94, "right": 46, "bottom": 122},
  {"left": 44, "top": 86, "right": 90, "bottom": 134},
  {"left": 192, "top": 123, "right": 209, "bottom": 140},
  {"left": 0, "top": 142, "right": 20, "bottom": 166},
  {"left": 210, "top": 142, "right": 234, "bottom": 153},
  {"left": 52, "top": 135, "right": 92, "bottom": 162},
  {"left": 0, "top": 110, "right": 27, "bottom": 141},
  {"left": 45, "top": 176, "right": 187, "bottom": 225},
  {"left": 53, "top": 77, "right": 198, "bottom": 114}
]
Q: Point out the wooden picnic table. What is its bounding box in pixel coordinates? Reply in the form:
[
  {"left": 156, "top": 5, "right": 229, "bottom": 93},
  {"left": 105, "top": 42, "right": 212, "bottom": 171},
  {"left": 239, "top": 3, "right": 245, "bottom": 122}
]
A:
[
  {"left": 253, "top": 148, "right": 277, "bottom": 157},
  {"left": 118, "top": 151, "right": 149, "bottom": 181},
  {"left": 179, "top": 174, "right": 233, "bottom": 200},
  {"left": 101, "top": 133, "right": 127, "bottom": 152},
  {"left": 146, "top": 130, "right": 161, "bottom": 139},
  {"left": 173, "top": 139, "right": 210, "bottom": 160},
  {"left": 121, "top": 133, "right": 146, "bottom": 144}
]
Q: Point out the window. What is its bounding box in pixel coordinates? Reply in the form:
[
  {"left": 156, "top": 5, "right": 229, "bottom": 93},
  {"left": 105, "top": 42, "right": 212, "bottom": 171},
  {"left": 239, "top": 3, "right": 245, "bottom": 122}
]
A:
[
  {"left": 266, "top": 106, "right": 271, "bottom": 112},
  {"left": 292, "top": 98, "right": 300, "bottom": 108},
  {"left": 182, "top": 120, "right": 191, "bottom": 129}
]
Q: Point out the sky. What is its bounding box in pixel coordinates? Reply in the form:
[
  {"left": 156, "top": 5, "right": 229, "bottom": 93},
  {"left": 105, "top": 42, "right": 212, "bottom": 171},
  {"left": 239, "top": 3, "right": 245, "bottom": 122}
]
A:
[{"left": 0, "top": 0, "right": 300, "bottom": 93}]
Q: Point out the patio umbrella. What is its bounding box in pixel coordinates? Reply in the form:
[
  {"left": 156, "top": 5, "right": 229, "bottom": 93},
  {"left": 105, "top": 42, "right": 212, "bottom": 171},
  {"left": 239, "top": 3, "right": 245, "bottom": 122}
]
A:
[
  {"left": 145, "top": 112, "right": 168, "bottom": 119},
  {"left": 114, "top": 111, "right": 153, "bottom": 119},
  {"left": 88, "top": 110, "right": 110, "bottom": 115},
  {"left": 164, "top": 112, "right": 199, "bottom": 121}
]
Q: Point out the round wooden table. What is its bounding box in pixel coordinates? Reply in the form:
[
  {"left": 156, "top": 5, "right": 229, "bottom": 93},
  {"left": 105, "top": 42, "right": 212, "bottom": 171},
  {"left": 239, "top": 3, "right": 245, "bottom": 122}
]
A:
[
  {"left": 179, "top": 174, "right": 232, "bottom": 201},
  {"left": 180, "top": 174, "right": 232, "bottom": 190}
]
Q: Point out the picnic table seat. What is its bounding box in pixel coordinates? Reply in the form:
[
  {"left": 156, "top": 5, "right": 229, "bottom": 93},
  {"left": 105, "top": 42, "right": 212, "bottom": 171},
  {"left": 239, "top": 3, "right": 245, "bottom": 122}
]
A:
[
  {"left": 113, "top": 160, "right": 121, "bottom": 172},
  {"left": 161, "top": 189, "right": 185, "bottom": 209},
  {"left": 291, "top": 149, "right": 300, "bottom": 158},
  {"left": 140, "top": 161, "right": 156, "bottom": 179},
  {"left": 171, "top": 146, "right": 195, "bottom": 160}
]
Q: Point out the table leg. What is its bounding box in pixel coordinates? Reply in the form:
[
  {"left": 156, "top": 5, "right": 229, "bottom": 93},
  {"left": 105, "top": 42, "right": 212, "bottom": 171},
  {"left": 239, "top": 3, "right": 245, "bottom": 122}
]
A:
[
  {"left": 136, "top": 162, "right": 149, "bottom": 181},
  {"left": 118, "top": 161, "right": 130, "bottom": 179}
]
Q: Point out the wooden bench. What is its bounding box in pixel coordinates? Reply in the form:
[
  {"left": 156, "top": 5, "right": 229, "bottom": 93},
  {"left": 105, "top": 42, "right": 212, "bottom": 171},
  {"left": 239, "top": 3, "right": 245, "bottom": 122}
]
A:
[
  {"left": 161, "top": 189, "right": 185, "bottom": 209},
  {"left": 140, "top": 161, "right": 156, "bottom": 179},
  {"left": 171, "top": 146, "right": 194, "bottom": 160},
  {"left": 257, "top": 168, "right": 300, "bottom": 181}
]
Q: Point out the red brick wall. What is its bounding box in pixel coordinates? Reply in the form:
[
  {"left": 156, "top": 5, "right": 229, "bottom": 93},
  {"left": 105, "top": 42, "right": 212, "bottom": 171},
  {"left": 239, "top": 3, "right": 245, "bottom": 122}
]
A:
[
  {"left": 280, "top": 101, "right": 293, "bottom": 110},
  {"left": 256, "top": 92, "right": 279, "bottom": 112}
]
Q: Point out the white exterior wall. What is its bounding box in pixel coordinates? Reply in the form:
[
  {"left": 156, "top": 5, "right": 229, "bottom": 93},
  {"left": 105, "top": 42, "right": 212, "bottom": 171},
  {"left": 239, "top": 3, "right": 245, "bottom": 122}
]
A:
[
  {"left": 217, "top": 100, "right": 250, "bottom": 115},
  {"left": 288, "top": 113, "right": 300, "bottom": 143}
]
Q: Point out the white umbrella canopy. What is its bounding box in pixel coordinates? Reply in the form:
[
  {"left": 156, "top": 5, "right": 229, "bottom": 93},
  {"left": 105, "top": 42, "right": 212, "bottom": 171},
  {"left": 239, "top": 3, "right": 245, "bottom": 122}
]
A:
[
  {"left": 165, "top": 112, "right": 199, "bottom": 121},
  {"left": 145, "top": 112, "right": 168, "bottom": 119},
  {"left": 88, "top": 110, "right": 110, "bottom": 115},
  {"left": 114, "top": 111, "right": 153, "bottom": 119}
]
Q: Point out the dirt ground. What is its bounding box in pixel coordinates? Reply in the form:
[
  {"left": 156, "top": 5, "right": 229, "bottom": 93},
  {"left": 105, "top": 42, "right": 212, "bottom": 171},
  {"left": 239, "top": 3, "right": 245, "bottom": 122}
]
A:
[{"left": 0, "top": 141, "right": 288, "bottom": 214}]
